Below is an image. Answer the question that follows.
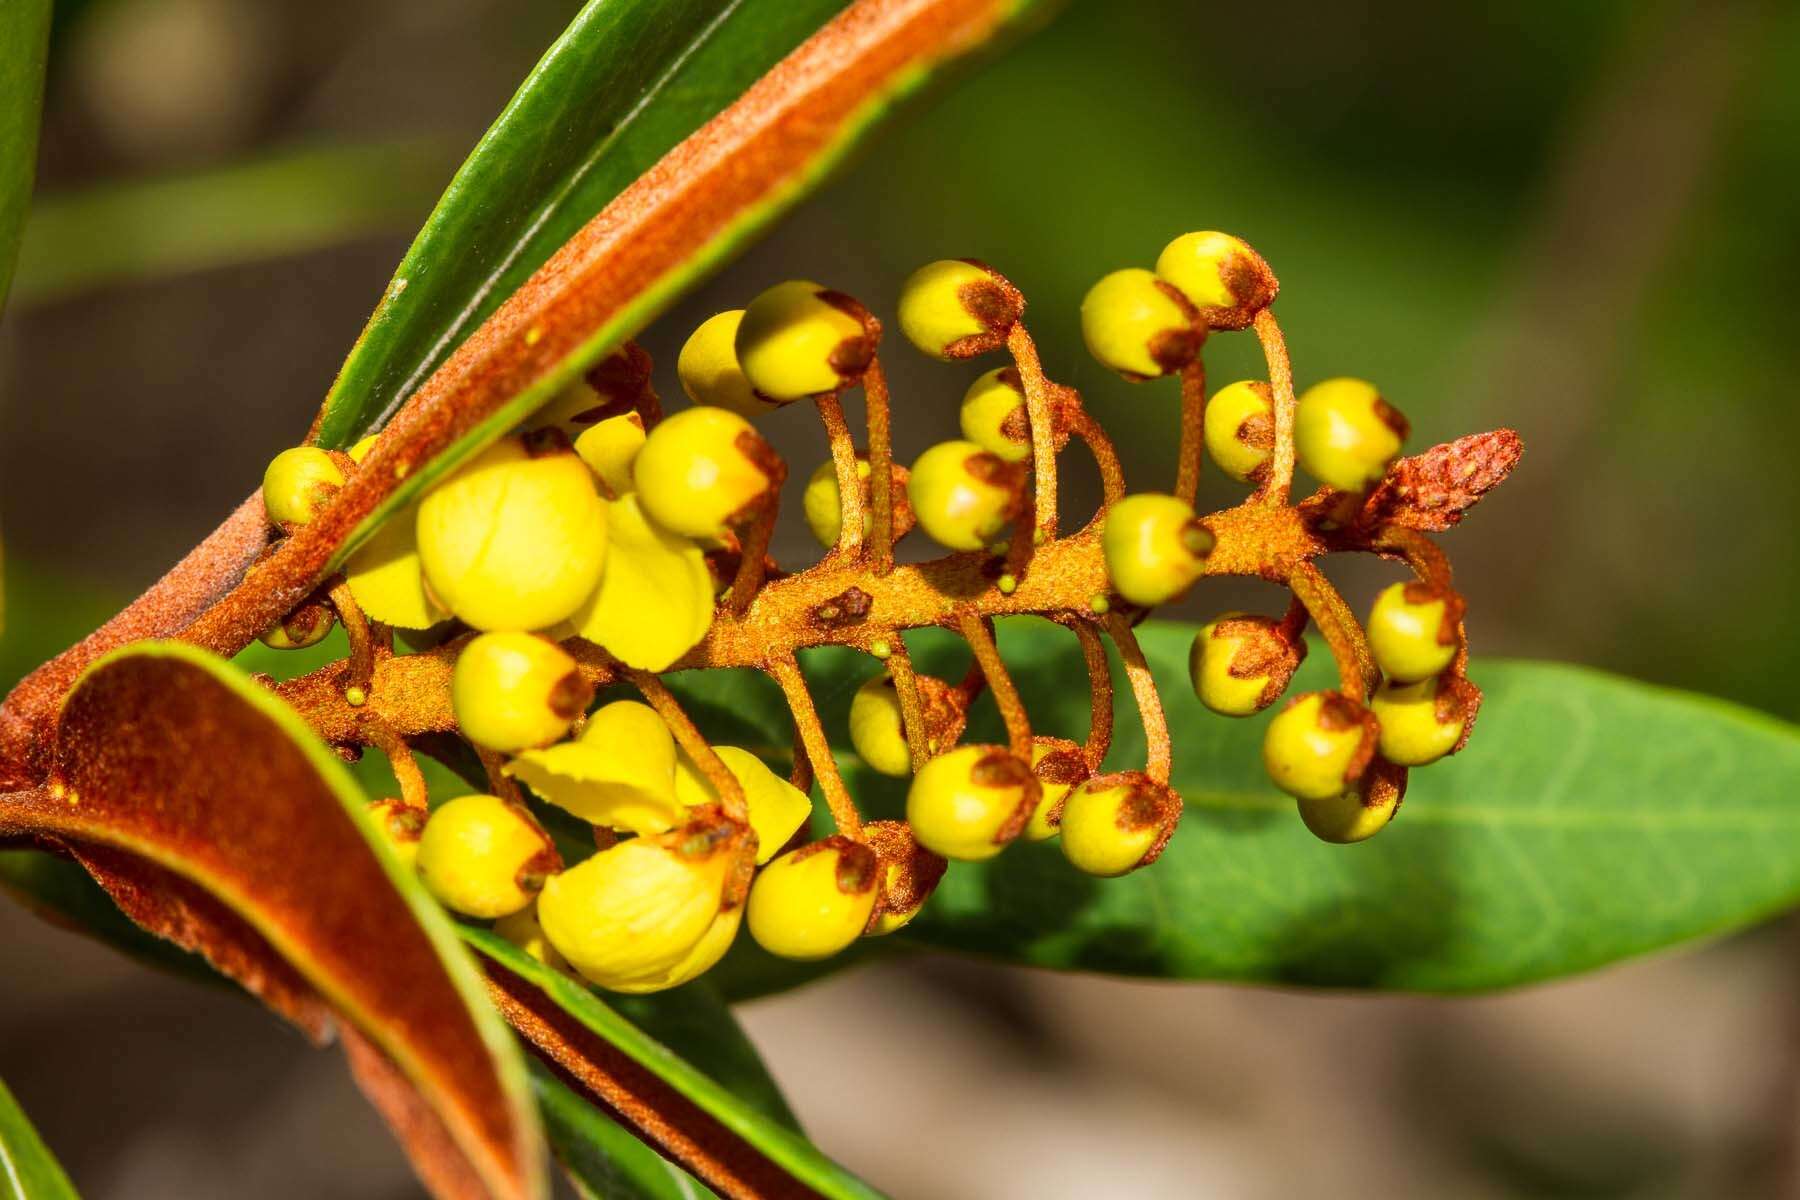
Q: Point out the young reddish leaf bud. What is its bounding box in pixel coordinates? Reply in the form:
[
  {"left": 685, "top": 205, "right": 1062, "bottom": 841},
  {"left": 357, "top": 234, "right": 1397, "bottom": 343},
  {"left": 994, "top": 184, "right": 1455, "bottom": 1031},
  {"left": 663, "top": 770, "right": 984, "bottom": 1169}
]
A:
[
  {"left": 1296, "top": 758, "right": 1406, "bottom": 844},
  {"left": 493, "top": 900, "right": 571, "bottom": 975},
  {"left": 673, "top": 744, "right": 813, "bottom": 865},
  {"left": 747, "top": 835, "right": 880, "bottom": 960},
  {"left": 1080, "top": 268, "right": 1199, "bottom": 379},
  {"left": 1187, "top": 612, "right": 1305, "bottom": 717},
  {"left": 1153, "top": 231, "right": 1277, "bottom": 329},
  {"left": 958, "top": 367, "right": 1031, "bottom": 463},
  {"left": 1203, "top": 380, "right": 1276, "bottom": 484},
  {"left": 735, "top": 280, "right": 875, "bottom": 401},
  {"left": 861, "top": 819, "right": 947, "bottom": 935},
  {"left": 451, "top": 631, "right": 587, "bottom": 753},
  {"left": 678, "top": 310, "right": 772, "bottom": 418},
  {"left": 537, "top": 815, "right": 739, "bottom": 989},
  {"left": 632, "top": 406, "right": 780, "bottom": 541},
  {"left": 1058, "top": 771, "right": 1181, "bottom": 877},
  {"left": 1371, "top": 675, "right": 1470, "bottom": 766},
  {"left": 416, "top": 433, "right": 607, "bottom": 632},
  {"left": 1024, "top": 737, "right": 1091, "bottom": 841},
  {"left": 896, "top": 259, "right": 1023, "bottom": 360},
  {"left": 259, "top": 598, "right": 336, "bottom": 650},
  {"left": 573, "top": 412, "right": 646, "bottom": 499},
  {"left": 1262, "top": 691, "right": 1378, "bottom": 802},
  {"left": 1295, "top": 377, "right": 1409, "bottom": 494},
  {"left": 906, "top": 744, "right": 1038, "bottom": 862},
  {"left": 262, "top": 446, "right": 344, "bottom": 527},
  {"left": 415, "top": 793, "right": 559, "bottom": 919},
  {"left": 507, "top": 699, "right": 683, "bottom": 835},
  {"left": 906, "top": 439, "right": 1024, "bottom": 551},
  {"left": 365, "top": 798, "right": 424, "bottom": 872},
  {"left": 1101, "top": 493, "right": 1214, "bottom": 606},
  {"left": 1367, "top": 581, "right": 1461, "bottom": 683}
]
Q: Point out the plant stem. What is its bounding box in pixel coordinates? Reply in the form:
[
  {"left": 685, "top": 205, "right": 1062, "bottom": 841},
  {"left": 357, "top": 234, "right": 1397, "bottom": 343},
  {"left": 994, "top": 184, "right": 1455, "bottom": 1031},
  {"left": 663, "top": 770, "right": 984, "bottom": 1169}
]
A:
[
  {"left": 1253, "top": 308, "right": 1297, "bottom": 505},
  {"left": 1103, "top": 613, "right": 1170, "bottom": 784},
  {"left": 1068, "top": 619, "right": 1115, "bottom": 772},
  {"left": 364, "top": 717, "right": 429, "bottom": 811},
  {"left": 1175, "top": 357, "right": 1206, "bottom": 507},
  {"left": 1287, "top": 560, "right": 1376, "bottom": 700},
  {"left": 625, "top": 669, "right": 747, "bottom": 826},
  {"left": 1006, "top": 323, "right": 1061, "bottom": 542},
  {"left": 884, "top": 637, "right": 932, "bottom": 771},
  {"left": 768, "top": 656, "right": 861, "bottom": 838},
  {"left": 863, "top": 357, "right": 896, "bottom": 574},
  {"left": 815, "top": 392, "right": 864, "bottom": 559},
  {"left": 957, "top": 611, "right": 1031, "bottom": 759},
  {"left": 327, "top": 580, "right": 376, "bottom": 700}
]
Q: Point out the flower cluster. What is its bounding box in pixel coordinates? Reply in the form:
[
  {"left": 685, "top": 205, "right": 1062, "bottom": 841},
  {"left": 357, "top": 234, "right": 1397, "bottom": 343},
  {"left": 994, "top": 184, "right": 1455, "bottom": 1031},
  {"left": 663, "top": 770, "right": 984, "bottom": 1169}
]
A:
[{"left": 259, "top": 230, "right": 1510, "bottom": 993}]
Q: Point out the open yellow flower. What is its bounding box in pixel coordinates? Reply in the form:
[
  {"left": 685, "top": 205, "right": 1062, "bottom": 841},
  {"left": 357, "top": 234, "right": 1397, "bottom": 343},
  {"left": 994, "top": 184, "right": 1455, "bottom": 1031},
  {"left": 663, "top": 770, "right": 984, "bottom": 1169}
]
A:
[
  {"left": 506, "top": 700, "right": 683, "bottom": 834},
  {"left": 673, "top": 744, "right": 813, "bottom": 864},
  {"left": 570, "top": 493, "right": 714, "bottom": 671}
]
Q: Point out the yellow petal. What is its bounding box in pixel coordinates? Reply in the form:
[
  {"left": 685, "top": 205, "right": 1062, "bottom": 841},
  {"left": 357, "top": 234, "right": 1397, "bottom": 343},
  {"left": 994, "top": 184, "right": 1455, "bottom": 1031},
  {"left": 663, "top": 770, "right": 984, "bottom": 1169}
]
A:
[
  {"left": 603, "top": 904, "right": 743, "bottom": 994},
  {"left": 573, "top": 413, "right": 646, "bottom": 498},
  {"left": 345, "top": 505, "right": 446, "bottom": 629},
  {"left": 538, "top": 838, "right": 727, "bottom": 986},
  {"left": 674, "top": 745, "right": 813, "bottom": 864},
  {"left": 573, "top": 494, "right": 714, "bottom": 671},
  {"left": 506, "top": 700, "right": 681, "bottom": 834}
]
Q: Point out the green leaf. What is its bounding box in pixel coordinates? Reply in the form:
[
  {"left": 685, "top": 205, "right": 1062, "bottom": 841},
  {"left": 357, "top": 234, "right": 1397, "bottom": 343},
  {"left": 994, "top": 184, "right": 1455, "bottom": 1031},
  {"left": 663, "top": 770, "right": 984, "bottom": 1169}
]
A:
[
  {"left": 0, "top": 1076, "right": 79, "bottom": 1200},
  {"left": 10, "top": 142, "right": 452, "bottom": 309},
  {"left": 0, "top": 0, "right": 50, "bottom": 312},
  {"left": 530, "top": 1061, "right": 718, "bottom": 1200},
  {"left": 808, "top": 620, "right": 1800, "bottom": 991},
  {"left": 464, "top": 927, "right": 884, "bottom": 1200},
  {"left": 314, "top": 0, "right": 849, "bottom": 451},
  {"left": 608, "top": 982, "right": 803, "bottom": 1135}
]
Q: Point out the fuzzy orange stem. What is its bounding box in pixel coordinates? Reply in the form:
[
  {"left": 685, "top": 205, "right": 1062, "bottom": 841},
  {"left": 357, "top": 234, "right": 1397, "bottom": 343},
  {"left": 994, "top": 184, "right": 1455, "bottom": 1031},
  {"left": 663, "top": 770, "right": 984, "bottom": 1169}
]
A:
[
  {"left": 957, "top": 611, "right": 1031, "bottom": 759},
  {"left": 1006, "top": 323, "right": 1061, "bottom": 542},
  {"left": 1068, "top": 619, "right": 1115, "bottom": 772},
  {"left": 1175, "top": 358, "right": 1206, "bottom": 507},
  {"left": 815, "top": 392, "right": 864, "bottom": 560},
  {"left": 863, "top": 357, "right": 896, "bottom": 575},
  {"left": 884, "top": 638, "right": 932, "bottom": 771},
  {"left": 1287, "top": 560, "right": 1376, "bottom": 700},
  {"left": 1253, "top": 308, "right": 1297, "bottom": 505},
  {"left": 1102, "top": 613, "right": 1170, "bottom": 784},
  {"left": 625, "top": 669, "right": 747, "bottom": 827},
  {"left": 768, "top": 656, "right": 862, "bottom": 839}
]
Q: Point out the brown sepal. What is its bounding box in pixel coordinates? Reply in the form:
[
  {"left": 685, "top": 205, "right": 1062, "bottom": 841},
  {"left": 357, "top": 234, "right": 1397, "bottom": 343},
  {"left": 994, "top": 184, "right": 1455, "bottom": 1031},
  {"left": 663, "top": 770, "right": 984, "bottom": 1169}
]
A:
[
  {"left": 860, "top": 819, "right": 946, "bottom": 930},
  {"left": 1363, "top": 429, "right": 1524, "bottom": 532}
]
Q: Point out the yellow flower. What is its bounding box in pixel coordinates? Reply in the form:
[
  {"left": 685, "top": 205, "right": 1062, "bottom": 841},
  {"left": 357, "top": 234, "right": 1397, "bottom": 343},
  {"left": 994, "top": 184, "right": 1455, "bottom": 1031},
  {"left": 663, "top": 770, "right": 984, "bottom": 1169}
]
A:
[
  {"left": 861, "top": 819, "right": 946, "bottom": 935},
  {"left": 346, "top": 502, "right": 446, "bottom": 629},
  {"left": 507, "top": 700, "right": 683, "bottom": 834},
  {"left": 677, "top": 310, "right": 771, "bottom": 418},
  {"left": 606, "top": 905, "right": 743, "bottom": 995},
  {"left": 1058, "top": 772, "right": 1180, "bottom": 877},
  {"left": 673, "top": 744, "right": 813, "bottom": 864},
  {"left": 895, "top": 259, "right": 1021, "bottom": 360},
  {"left": 571, "top": 493, "right": 713, "bottom": 671},
  {"left": 493, "top": 900, "right": 571, "bottom": 975},
  {"left": 906, "top": 744, "right": 1036, "bottom": 861},
  {"left": 414, "top": 794, "right": 556, "bottom": 919},
  {"left": 747, "top": 836, "right": 880, "bottom": 960},
  {"left": 735, "top": 280, "right": 873, "bottom": 401},
  {"left": 262, "top": 446, "right": 343, "bottom": 526},
  {"left": 573, "top": 413, "right": 646, "bottom": 499}
]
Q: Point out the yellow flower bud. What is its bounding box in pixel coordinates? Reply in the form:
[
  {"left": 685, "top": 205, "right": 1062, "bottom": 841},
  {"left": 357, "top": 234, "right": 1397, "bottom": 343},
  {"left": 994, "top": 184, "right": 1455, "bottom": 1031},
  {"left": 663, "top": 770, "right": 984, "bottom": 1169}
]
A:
[
  {"left": 861, "top": 820, "right": 946, "bottom": 936},
  {"left": 848, "top": 673, "right": 911, "bottom": 777},
  {"left": 415, "top": 793, "right": 557, "bottom": 919},
  {"left": 906, "top": 744, "right": 1037, "bottom": 862},
  {"left": 1024, "top": 737, "right": 1090, "bottom": 841},
  {"left": 632, "top": 406, "right": 779, "bottom": 541},
  {"left": 493, "top": 900, "right": 571, "bottom": 974},
  {"left": 537, "top": 817, "right": 737, "bottom": 989},
  {"left": 895, "top": 259, "right": 1022, "bottom": 360},
  {"left": 958, "top": 367, "right": 1031, "bottom": 463},
  {"left": 1080, "top": 268, "right": 1198, "bottom": 379},
  {"left": 1058, "top": 771, "right": 1181, "bottom": 877},
  {"left": 573, "top": 413, "right": 646, "bottom": 499},
  {"left": 1187, "top": 612, "right": 1304, "bottom": 717},
  {"left": 906, "top": 439, "right": 1023, "bottom": 552},
  {"left": 452, "top": 632, "right": 587, "bottom": 753},
  {"left": 1296, "top": 760, "right": 1406, "bottom": 844},
  {"left": 746, "top": 836, "right": 880, "bottom": 961},
  {"left": 570, "top": 493, "right": 713, "bottom": 671},
  {"left": 1367, "top": 581, "right": 1460, "bottom": 683},
  {"left": 259, "top": 599, "right": 336, "bottom": 650},
  {"left": 1370, "top": 675, "right": 1469, "bottom": 766},
  {"left": 673, "top": 745, "right": 813, "bottom": 865},
  {"left": 1101, "top": 493, "right": 1213, "bottom": 606},
  {"left": 677, "top": 310, "right": 771, "bottom": 418},
  {"left": 1294, "top": 377, "right": 1409, "bottom": 494},
  {"left": 735, "top": 280, "right": 875, "bottom": 402},
  {"left": 1202, "top": 380, "right": 1275, "bottom": 483},
  {"left": 345, "top": 501, "right": 447, "bottom": 630},
  {"left": 1153, "top": 231, "right": 1277, "bottom": 328},
  {"left": 1262, "top": 691, "right": 1376, "bottom": 802},
  {"left": 506, "top": 700, "right": 683, "bottom": 835},
  {"left": 416, "top": 434, "right": 608, "bottom": 632},
  {"left": 802, "top": 457, "right": 871, "bottom": 549},
  {"left": 365, "top": 798, "right": 424, "bottom": 872},
  {"left": 262, "top": 446, "right": 344, "bottom": 527}
]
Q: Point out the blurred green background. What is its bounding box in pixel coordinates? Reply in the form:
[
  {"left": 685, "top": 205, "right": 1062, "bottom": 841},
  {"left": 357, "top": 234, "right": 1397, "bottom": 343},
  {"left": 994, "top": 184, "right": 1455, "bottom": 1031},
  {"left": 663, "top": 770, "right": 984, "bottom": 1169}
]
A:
[{"left": 3, "top": 0, "right": 1798, "bottom": 1196}]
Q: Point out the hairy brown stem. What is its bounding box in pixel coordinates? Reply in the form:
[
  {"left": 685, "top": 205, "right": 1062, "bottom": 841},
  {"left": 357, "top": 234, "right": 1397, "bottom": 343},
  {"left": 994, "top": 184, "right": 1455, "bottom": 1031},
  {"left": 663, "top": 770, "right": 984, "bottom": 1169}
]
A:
[
  {"left": 957, "top": 612, "right": 1031, "bottom": 759},
  {"left": 1102, "top": 613, "right": 1170, "bottom": 784},
  {"left": 768, "top": 657, "right": 862, "bottom": 839},
  {"left": 1253, "top": 308, "right": 1297, "bottom": 505},
  {"left": 815, "top": 392, "right": 864, "bottom": 560},
  {"left": 884, "top": 638, "right": 932, "bottom": 771},
  {"left": 625, "top": 669, "right": 747, "bottom": 826},
  {"left": 1287, "top": 560, "right": 1376, "bottom": 700},
  {"left": 327, "top": 580, "right": 377, "bottom": 702},
  {"left": 1067, "top": 406, "right": 1126, "bottom": 514},
  {"left": 364, "top": 718, "right": 429, "bottom": 811},
  {"left": 1175, "top": 357, "right": 1206, "bottom": 507},
  {"left": 477, "top": 747, "right": 527, "bottom": 806},
  {"left": 1067, "top": 619, "right": 1115, "bottom": 772},
  {"left": 1006, "top": 323, "right": 1061, "bottom": 542},
  {"left": 863, "top": 358, "right": 896, "bottom": 575},
  {"left": 726, "top": 501, "right": 780, "bottom": 617}
]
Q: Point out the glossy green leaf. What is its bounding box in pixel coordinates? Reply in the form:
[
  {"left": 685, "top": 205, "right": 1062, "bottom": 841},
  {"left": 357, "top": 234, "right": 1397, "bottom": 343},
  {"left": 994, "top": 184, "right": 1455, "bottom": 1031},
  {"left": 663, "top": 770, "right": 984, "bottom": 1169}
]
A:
[
  {"left": 314, "top": 0, "right": 848, "bottom": 451},
  {"left": 11, "top": 142, "right": 452, "bottom": 309},
  {"left": 464, "top": 927, "right": 883, "bottom": 1200},
  {"left": 0, "top": 0, "right": 50, "bottom": 312},
  {"left": 608, "top": 982, "right": 803, "bottom": 1135},
  {"left": 0, "top": 1077, "right": 79, "bottom": 1200},
  {"left": 798, "top": 621, "right": 1800, "bottom": 991},
  {"left": 530, "top": 1061, "right": 718, "bottom": 1200}
]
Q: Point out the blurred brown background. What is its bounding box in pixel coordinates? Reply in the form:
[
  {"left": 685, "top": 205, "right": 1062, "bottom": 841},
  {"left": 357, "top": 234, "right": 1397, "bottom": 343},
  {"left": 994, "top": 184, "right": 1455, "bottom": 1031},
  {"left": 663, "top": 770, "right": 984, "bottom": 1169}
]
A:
[{"left": 3, "top": 0, "right": 1798, "bottom": 1195}]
